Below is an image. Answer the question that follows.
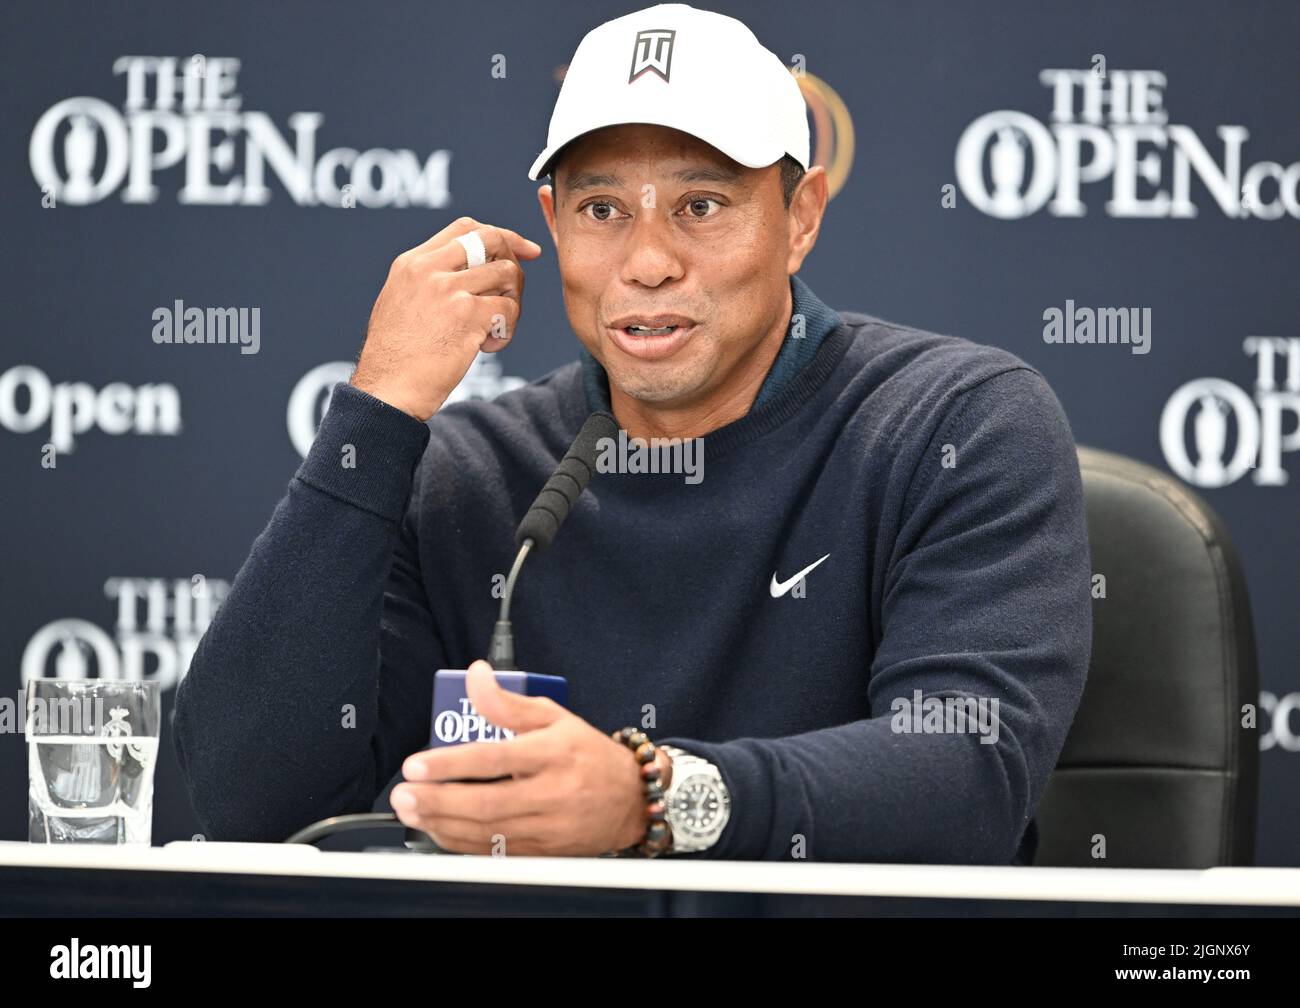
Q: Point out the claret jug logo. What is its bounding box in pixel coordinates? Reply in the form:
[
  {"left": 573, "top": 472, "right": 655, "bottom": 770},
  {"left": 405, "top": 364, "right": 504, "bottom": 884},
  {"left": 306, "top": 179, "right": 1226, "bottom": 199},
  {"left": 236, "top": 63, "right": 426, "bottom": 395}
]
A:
[
  {"left": 1161, "top": 336, "right": 1300, "bottom": 488},
  {"left": 22, "top": 576, "right": 230, "bottom": 691}
]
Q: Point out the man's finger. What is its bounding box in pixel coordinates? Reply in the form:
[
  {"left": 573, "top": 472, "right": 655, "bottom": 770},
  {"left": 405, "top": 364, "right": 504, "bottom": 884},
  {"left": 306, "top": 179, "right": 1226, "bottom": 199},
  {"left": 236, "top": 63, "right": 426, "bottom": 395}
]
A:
[
  {"left": 423, "top": 227, "right": 526, "bottom": 273},
  {"left": 402, "top": 729, "right": 554, "bottom": 782},
  {"left": 392, "top": 777, "right": 550, "bottom": 822},
  {"left": 410, "top": 218, "right": 542, "bottom": 265},
  {"left": 421, "top": 815, "right": 551, "bottom": 855}
]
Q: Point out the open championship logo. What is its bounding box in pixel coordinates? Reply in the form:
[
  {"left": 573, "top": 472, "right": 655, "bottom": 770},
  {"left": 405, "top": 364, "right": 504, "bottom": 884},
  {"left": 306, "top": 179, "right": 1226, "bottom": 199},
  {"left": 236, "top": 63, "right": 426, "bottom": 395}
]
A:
[
  {"left": 30, "top": 56, "right": 451, "bottom": 208},
  {"left": 956, "top": 68, "right": 1300, "bottom": 220}
]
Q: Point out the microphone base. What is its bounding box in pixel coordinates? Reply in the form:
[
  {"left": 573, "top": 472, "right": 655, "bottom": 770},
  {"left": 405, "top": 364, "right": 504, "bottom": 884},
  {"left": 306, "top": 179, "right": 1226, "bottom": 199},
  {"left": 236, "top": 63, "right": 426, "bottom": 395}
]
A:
[{"left": 487, "top": 620, "right": 516, "bottom": 670}]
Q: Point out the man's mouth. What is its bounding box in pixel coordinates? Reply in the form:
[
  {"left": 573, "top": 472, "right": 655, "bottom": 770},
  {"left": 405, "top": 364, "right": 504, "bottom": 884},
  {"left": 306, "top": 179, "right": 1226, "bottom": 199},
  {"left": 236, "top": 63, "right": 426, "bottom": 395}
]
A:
[
  {"left": 605, "top": 316, "right": 698, "bottom": 361},
  {"left": 608, "top": 314, "right": 697, "bottom": 335},
  {"left": 623, "top": 324, "right": 679, "bottom": 337}
]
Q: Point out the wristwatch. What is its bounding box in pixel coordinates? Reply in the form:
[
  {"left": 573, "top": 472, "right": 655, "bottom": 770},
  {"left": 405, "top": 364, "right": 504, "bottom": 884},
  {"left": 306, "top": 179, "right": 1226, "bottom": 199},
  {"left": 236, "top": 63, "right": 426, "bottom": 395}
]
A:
[{"left": 659, "top": 745, "right": 731, "bottom": 854}]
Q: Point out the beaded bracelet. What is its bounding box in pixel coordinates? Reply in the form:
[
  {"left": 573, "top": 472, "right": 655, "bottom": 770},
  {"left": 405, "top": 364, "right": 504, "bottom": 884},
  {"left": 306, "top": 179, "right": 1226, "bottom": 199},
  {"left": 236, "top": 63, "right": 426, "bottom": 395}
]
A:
[{"left": 609, "top": 726, "right": 672, "bottom": 858}]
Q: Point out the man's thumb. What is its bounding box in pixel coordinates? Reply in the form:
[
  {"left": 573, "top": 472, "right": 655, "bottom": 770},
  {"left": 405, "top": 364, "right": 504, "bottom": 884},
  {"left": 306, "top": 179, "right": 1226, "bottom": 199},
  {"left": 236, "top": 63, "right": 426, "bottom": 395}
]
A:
[{"left": 466, "top": 659, "right": 561, "bottom": 733}]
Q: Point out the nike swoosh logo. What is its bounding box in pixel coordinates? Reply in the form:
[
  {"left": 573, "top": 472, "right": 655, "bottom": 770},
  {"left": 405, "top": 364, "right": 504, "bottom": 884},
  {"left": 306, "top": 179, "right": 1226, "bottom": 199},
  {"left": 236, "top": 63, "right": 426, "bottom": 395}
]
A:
[{"left": 769, "top": 553, "right": 831, "bottom": 598}]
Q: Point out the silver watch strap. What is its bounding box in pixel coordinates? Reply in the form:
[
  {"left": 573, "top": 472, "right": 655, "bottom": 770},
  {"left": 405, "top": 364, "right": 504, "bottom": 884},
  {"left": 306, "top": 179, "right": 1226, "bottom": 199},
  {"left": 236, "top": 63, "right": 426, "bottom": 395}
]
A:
[{"left": 659, "top": 745, "right": 728, "bottom": 854}]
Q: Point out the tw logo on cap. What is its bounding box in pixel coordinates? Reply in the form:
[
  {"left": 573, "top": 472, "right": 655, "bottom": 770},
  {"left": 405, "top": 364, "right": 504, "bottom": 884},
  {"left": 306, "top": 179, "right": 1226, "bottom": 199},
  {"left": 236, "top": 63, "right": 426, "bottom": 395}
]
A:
[{"left": 629, "top": 28, "right": 676, "bottom": 83}]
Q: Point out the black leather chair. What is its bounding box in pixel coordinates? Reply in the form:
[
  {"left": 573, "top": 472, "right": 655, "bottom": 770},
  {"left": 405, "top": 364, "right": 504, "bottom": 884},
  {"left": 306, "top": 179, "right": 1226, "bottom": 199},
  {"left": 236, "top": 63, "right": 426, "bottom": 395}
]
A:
[{"left": 1032, "top": 446, "right": 1259, "bottom": 868}]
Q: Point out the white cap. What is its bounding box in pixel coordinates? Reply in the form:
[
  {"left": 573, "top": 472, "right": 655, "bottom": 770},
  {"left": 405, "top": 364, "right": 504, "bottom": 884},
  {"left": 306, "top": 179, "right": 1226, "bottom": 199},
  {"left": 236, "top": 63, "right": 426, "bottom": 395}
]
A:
[{"left": 527, "top": 3, "right": 810, "bottom": 182}]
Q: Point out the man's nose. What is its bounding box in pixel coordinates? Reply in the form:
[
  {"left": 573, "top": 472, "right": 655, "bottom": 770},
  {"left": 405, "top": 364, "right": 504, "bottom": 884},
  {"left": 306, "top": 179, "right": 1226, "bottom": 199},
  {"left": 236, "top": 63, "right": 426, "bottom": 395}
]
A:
[{"left": 619, "top": 208, "right": 685, "bottom": 286}]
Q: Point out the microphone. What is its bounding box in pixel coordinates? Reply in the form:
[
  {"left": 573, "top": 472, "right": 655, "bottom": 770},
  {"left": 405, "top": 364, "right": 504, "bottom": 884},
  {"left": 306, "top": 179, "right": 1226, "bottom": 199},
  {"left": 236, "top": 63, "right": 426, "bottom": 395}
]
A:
[
  {"left": 515, "top": 410, "right": 619, "bottom": 552},
  {"left": 487, "top": 411, "right": 618, "bottom": 669},
  {"left": 398, "top": 411, "right": 618, "bottom": 853}
]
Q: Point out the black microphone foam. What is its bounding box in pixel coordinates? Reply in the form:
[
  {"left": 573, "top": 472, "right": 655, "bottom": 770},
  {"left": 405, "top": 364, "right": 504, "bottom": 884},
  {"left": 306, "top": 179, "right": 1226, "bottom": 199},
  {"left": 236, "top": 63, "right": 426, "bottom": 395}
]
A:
[{"left": 514, "top": 410, "right": 618, "bottom": 553}]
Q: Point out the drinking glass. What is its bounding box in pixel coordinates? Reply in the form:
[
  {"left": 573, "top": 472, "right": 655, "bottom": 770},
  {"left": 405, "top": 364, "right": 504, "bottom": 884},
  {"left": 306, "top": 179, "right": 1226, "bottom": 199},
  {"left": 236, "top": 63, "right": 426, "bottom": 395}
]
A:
[{"left": 26, "top": 679, "right": 160, "bottom": 844}]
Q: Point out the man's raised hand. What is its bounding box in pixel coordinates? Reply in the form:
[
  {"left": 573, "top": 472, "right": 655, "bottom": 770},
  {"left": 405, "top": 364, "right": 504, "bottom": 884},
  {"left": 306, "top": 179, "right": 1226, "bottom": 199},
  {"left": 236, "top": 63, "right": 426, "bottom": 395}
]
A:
[{"left": 351, "top": 217, "right": 542, "bottom": 421}]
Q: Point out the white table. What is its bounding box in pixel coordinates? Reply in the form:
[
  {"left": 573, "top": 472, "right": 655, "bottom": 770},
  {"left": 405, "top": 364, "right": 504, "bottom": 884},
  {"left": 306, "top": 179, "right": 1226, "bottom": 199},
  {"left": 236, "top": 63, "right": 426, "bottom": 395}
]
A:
[{"left": 2, "top": 841, "right": 1299, "bottom": 915}]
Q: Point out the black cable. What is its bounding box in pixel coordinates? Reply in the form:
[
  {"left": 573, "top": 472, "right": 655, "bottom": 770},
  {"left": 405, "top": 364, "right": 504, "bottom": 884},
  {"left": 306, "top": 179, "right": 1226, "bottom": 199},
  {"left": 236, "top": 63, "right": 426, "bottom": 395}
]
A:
[
  {"left": 283, "top": 812, "right": 403, "bottom": 846},
  {"left": 285, "top": 812, "right": 460, "bottom": 854}
]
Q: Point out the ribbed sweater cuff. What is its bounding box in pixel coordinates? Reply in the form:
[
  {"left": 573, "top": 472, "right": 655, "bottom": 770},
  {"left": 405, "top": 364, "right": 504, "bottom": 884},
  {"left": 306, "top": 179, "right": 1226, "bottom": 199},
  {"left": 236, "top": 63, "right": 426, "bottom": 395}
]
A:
[{"left": 294, "top": 382, "right": 431, "bottom": 522}]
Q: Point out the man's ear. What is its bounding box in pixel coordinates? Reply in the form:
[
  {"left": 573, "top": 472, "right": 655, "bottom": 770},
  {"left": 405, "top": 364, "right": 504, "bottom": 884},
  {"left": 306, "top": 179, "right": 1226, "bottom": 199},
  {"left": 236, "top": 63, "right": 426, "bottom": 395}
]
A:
[
  {"left": 786, "top": 165, "right": 828, "bottom": 275},
  {"left": 537, "top": 183, "right": 559, "bottom": 249}
]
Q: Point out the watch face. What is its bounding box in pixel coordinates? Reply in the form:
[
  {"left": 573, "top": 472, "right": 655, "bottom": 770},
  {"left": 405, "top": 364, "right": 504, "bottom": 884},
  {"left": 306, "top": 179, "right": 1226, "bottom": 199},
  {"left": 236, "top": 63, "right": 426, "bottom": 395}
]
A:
[{"left": 669, "top": 773, "right": 728, "bottom": 840}]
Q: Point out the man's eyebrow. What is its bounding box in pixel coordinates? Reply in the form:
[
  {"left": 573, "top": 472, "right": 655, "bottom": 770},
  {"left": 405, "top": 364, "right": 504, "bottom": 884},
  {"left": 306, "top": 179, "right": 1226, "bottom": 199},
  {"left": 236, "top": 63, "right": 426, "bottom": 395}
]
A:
[
  {"left": 562, "top": 165, "right": 743, "bottom": 194},
  {"left": 671, "top": 165, "right": 743, "bottom": 185},
  {"left": 563, "top": 172, "right": 626, "bottom": 194}
]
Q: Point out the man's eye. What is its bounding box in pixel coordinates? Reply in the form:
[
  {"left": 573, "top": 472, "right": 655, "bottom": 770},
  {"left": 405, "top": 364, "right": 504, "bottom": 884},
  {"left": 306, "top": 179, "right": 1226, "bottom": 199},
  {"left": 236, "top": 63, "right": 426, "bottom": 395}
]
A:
[
  {"left": 582, "top": 201, "right": 621, "bottom": 222},
  {"left": 581, "top": 198, "right": 723, "bottom": 222},
  {"left": 682, "top": 197, "right": 721, "bottom": 219}
]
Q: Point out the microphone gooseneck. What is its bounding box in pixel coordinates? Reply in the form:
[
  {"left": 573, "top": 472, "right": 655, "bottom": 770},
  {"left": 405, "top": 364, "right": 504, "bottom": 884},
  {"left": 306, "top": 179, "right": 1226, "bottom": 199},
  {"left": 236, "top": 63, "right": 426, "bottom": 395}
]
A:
[
  {"left": 487, "top": 410, "right": 619, "bottom": 669},
  {"left": 485, "top": 540, "right": 531, "bottom": 670}
]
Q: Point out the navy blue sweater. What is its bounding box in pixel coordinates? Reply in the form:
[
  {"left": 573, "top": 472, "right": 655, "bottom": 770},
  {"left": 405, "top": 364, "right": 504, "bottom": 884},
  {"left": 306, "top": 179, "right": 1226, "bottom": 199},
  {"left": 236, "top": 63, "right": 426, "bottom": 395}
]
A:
[{"left": 173, "top": 275, "right": 1092, "bottom": 864}]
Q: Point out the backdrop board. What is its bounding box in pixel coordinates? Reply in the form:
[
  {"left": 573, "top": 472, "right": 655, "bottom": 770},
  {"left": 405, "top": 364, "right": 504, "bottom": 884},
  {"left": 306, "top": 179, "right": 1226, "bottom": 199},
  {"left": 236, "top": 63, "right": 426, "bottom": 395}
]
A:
[{"left": 2, "top": 0, "right": 1296, "bottom": 865}]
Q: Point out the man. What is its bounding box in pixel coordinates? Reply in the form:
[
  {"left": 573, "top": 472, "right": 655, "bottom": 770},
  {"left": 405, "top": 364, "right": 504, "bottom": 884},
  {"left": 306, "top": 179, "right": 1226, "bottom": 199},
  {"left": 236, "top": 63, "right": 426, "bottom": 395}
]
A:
[{"left": 173, "top": 3, "right": 1091, "bottom": 863}]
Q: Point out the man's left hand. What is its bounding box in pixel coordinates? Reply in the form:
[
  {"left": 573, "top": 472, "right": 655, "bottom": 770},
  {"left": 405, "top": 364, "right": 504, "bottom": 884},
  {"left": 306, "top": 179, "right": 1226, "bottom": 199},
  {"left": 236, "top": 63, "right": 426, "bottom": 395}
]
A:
[{"left": 391, "top": 659, "right": 663, "bottom": 856}]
